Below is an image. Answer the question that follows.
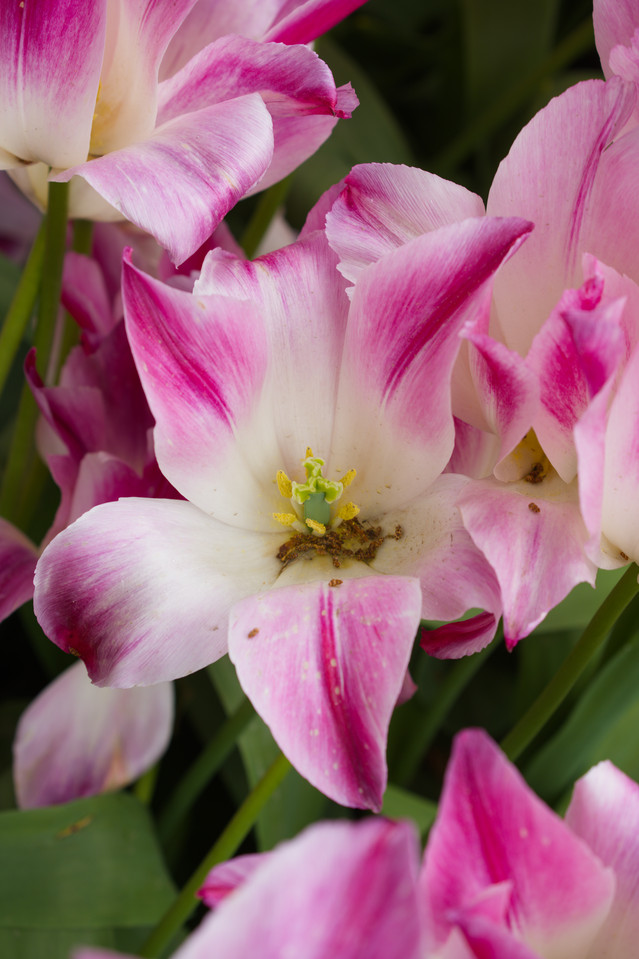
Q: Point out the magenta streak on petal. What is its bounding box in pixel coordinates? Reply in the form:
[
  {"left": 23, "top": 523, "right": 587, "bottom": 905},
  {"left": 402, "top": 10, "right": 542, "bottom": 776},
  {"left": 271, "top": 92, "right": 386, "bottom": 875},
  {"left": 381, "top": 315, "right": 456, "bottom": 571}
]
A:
[
  {"left": 383, "top": 234, "right": 525, "bottom": 403},
  {"left": 318, "top": 586, "right": 377, "bottom": 803},
  {"left": 565, "top": 109, "right": 622, "bottom": 280}
]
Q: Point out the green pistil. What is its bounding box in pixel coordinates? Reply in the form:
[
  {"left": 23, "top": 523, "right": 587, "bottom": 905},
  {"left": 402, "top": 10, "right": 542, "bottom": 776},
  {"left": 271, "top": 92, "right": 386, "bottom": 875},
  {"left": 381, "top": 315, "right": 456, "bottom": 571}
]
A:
[{"left": 291, "top": 455, "right": 344, "bottom": 511}]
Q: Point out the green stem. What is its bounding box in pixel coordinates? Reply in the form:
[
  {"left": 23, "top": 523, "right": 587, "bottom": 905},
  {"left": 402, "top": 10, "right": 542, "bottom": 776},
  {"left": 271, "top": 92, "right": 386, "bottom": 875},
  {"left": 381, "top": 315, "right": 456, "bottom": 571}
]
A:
[
  {"left": 35, "top": 180, "right": 69, "bottom": 384},
  {"left": 239, "top": 176, "right": 292, "bottom": 259},
  {"left": 501, "top": 564, "right": 639, "bottom": 762},
  {"left": 433, "top": 18, "right": 594, "bottom": 173},
  {"left": 394, "top": 635, "right": 497, "bottom": 785},
  {"left": 134, "top": 763, "right": 159, "bottom": 806},
  {"left": 139, "top": 752, "right": 291, "bottom": 959},
  {"left": 72, "top": 219, "right": 93, "bottom": 256},
  {"left": 51, "top": 219, "right": 95, "bottom": 383},
  {"left": 158, "top": 697, "right": 256, "bottom": 843},
  {"left": 0, "top": 220, "right": 46, "bottom": 400}
]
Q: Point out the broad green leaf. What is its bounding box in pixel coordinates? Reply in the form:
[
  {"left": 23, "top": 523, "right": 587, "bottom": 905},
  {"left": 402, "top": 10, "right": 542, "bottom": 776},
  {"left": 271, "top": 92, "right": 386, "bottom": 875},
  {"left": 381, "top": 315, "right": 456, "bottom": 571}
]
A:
[
  {"left": 534, "top": 567, "right": 626, "bottom": 633},
  {"left": 0, "top": 253, "right": 20, "bottom": 318},
  {"left": 0, "top": 791, "right": 175, "bottom": 959},
  {"left": 525, "top": 630, "right": 639, "bottom": 801},
  {"left": 381, "top": 784, "right": 437, "bottom": 838}
]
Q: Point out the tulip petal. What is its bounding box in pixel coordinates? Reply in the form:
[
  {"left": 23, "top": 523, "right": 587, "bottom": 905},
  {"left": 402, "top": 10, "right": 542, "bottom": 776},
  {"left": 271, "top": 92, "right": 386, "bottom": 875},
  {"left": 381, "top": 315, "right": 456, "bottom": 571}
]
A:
[
  {"left": 0, "top": 519, "right": 38, "bottom": 622},
  {"left": 421, "top": 729, "right": 615, "bottom": 958},
  {"left": 458, "top": 475, "right": 596, "bottom": 646},
  {"left": 326, "top": 163, "right": 485, "bottom": 287},
  {"left": 229, "top": 573, "right": 421, "bottom": 809},
  {"left": 13, "top": 660, "right": 173, "bottom": 808},
  {"left": 34, "top": 498, "right": 282, "bottom": 686},
  {"left": 488, "top": 78, "right": 636, "bottom": 356},
  {"left": 566, "top": 760, "right": 639, "bottom": 959},
  {"left": 601, "top": 341, "right": 639, "bottom": 564},
  {"left": 593, "top": 0, "right": 639, "bottom": 77},
  {"left": 54, "top": 94, "right": 274, "bottom": 264},
  {"left": 178, "top": 819, "right": 423, "bottom": 959},
  {"left": 198, "top": 854, "right": 270, "bottom": 907},
  {"left": 0, "top": 0, "right": 105, "bottom": 167}
]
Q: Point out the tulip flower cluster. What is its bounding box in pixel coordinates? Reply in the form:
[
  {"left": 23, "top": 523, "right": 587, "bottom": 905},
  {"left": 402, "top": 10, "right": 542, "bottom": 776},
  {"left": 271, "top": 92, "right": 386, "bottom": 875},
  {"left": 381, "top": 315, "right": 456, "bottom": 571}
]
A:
[{"left": 2, "top": 0, "right": 639, "bottom": 957}]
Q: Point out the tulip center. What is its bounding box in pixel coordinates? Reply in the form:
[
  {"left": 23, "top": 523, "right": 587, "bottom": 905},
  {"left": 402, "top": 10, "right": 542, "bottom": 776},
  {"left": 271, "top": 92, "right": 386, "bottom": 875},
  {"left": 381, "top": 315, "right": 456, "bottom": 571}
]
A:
[{"left": 273, "top": 449, "right": 403, "bottom": 569}]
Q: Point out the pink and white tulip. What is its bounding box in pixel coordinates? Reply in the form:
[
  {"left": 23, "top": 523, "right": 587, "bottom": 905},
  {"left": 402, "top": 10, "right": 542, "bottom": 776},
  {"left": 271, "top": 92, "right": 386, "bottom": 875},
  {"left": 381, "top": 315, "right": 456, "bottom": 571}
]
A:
[
  {"left": 1, "top": 0, "right": 358, "bottom": 263},
  {"left": 33, "top": 215, "right": 531, "bottom": 809}
]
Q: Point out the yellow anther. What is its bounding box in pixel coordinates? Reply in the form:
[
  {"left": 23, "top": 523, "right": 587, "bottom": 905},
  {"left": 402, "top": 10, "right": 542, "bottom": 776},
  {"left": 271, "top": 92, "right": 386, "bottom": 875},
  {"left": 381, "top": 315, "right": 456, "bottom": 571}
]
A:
[
  {"left": 276, "top": 470, "right": 292, "bottom": 498},
  {"left": 341, "top": 468, "right": 356, "bottom": 488},
  {"left": 273, "top": 512, "right": 297, "bottom": 527},
  {"left": 305, "top": 446, "right": 314, "bottom": 458},
  {"left": 305, "top": 518, "right": 326, "bottom": 535},
  {"left": 337, "top": 501, "right": 360, "bottom": 521}
]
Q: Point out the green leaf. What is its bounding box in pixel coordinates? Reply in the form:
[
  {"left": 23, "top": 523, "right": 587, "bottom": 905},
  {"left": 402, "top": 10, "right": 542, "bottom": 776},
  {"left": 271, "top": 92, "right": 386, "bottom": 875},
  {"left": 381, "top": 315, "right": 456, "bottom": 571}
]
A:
[
  {"left": 0, "top": 791, "right": 175, "bottom": 959},
  {"left": 534, "top": 567, "right": 626, "bottom": 633},
  {"left": 0, "top": 253, "right": 21, "bottom": 318},
  {"left": 525, "top": 630, "right": 639, "bottom": 802},
  {"left": 381, "top": 784, "right": 437, "bottom": 839}
]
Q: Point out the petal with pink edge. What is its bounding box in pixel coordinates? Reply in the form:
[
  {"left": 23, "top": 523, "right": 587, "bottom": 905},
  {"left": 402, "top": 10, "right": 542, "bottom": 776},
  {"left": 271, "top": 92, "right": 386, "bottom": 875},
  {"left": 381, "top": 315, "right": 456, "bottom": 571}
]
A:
[
  {"left": 90, "top": 0, "right": 197, "bottom": 155},
  {"left": 13, "top": 660, "right": 173, "bottom": 808},
  {"left": 0, "top": 0, "right": 105, "bottom": 167},
  {"left": 198, "top": 854, "right": 270, "bottom": 907},
  {"left": 54, "top": 94, "right": 274, "bottom": 264},
  {"left": 330, "top": 216, "right": 532, "bottom": 512},
  {"left": 229, "top": 573, "right": 422, "bottom": 809},
  {"left": 325, "top": 163, "right": 485, "bottom": 287},
  {"left": 34, "top": 498, "right": 283, "bottom": 686},
  {"left": 458, "top": 475, "right": 596, "bottom": 647},
  {"left": 264, "top": 0, "right": 368, "bottom": 44},
  {"left": 0, "top": 519, "right": 38, "bottom": 622},
  {"left": 593, "top": 0, "right": 639, "bottom": 78},
  {"left": 367, "top": 474, "right": 502, "bottom": 657},
  {"left": 420, "top": 729, "right": 615, "bottom": 958},
  {"left": 175, "top": 819, "right": 422, "bottom": 959},
  {"left": 157, "top": 35, "right": 347, "bottom": 124},
  {"left": 122, "top": 254, "right": 271, "bottom": 522},
  {"left": 566, "top": 760, "right": 639, "bottom": 959},
  {"left": 488, "top": 78, "right": 636, "bottom": 356}
]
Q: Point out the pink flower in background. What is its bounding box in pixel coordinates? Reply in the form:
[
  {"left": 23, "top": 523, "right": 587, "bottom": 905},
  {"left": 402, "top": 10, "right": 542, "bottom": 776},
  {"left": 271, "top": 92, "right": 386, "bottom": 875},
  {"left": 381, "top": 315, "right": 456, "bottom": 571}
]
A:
[
  {"left": 323, "top": 70, "right": 639, "bottom": 646},
  {"left": 1, "top": 0, "right": 359, "bottom": 263},
  {"left": 33, "top": 215, "right": 530, "bottom": 809}
]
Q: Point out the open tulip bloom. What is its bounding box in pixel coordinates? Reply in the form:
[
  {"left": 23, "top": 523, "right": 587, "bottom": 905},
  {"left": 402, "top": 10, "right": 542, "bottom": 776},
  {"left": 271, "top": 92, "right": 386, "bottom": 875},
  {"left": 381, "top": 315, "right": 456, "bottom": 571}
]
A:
[
  {"left": 34, "top": 213, "right": 532, "bottom": 810},
  {"left": 0, "top": 0, "right": 358, "bottom": 263}
]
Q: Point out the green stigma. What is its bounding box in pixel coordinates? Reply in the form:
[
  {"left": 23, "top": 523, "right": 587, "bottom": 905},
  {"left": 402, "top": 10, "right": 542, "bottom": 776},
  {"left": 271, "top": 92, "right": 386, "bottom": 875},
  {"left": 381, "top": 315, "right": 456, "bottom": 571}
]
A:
[{"left": 291, "top": 455, "right": 344, "bottom": 525}]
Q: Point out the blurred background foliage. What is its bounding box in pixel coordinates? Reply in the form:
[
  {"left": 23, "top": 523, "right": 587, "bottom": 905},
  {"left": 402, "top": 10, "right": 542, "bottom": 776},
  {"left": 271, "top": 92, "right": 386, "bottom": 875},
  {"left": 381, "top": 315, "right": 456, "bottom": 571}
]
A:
[{"left": 3, "top": 3, "right": 637, "bottom": 954}]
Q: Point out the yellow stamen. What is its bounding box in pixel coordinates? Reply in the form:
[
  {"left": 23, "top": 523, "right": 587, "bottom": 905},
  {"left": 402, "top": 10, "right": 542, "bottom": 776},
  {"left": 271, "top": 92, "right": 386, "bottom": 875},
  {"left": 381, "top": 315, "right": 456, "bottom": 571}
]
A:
[
  {"left": 305, "top": 446, "right": 313, "bottom": 458},
  {"left": 337, "top": 501, "right": 360, "bottom": 521},
  {"left": 341, "top": 468, "right": 356, "bottom": 488},
  {"left": 305, "top": 518, "right": 326, "bottom": 535},
  {"left": 276, "top": 470, "right": 292, "bottom": 498},
  {"left": 273, "top": 512, "right": 297, "bottom": 527}
]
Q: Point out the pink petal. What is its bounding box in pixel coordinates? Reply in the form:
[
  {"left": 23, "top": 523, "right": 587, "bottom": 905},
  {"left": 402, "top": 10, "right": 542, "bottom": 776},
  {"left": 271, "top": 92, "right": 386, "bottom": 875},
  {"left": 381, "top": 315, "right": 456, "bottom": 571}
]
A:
[
  {"left": 601, "top": 341, "right": 639, "bottom": 564},
  {"left": 157, "top": 35, "right": 346, "bottom": 125},
  {"left": 527, "top": 274, "right": 625, "bottom": 482},
  {"left": 54, "top": 95, "right": 274, "bottom": 264},
  {"left": 264, "top": 0, "right": 368, "bottom": 44},
  {"left": 488, "top": 78, "right": 636, "bottom": 356},
  {"left": 176, "top": 819, "right": 423, "bottom": 959},
  {"left": 330, "top": 216, "right": 533, "bottom": 512},
  {"left": 566, "top": 761, "right": 639, "bottom": 958},
  {"left": 0, "top": 0, "right": 105, "bottom": 167},
  {"left": 593, "top": 0, "right": 639, "bottom": 77},
  {"left": 326, "top": 163, "right": 485, "bottom": 287},
  {"left": 13, "top": 660, "right": 173, "bottom": 808},
  {"left": 198, "top": 854, "right": 270, "bottom": 907},
  {"left": 229, "top": 574, "right": 422, "bottom": 810},
  {"left": 420, "top": 729, "right": 615, "bottom": 958},
  {"left": 90, "top": 0, "right": 197, "bottom": 154},
  {"left": 34, "top": 498, "right": 282, "bottom": 686},
  {"left": 122, "top": 253, "right": 270, "bottom": 522},
  {"left": 458, "top": 476, "right": 596, "bottom": 647},
  {"left": 0, "top": 519, "right": 38, "bottom": 622}
]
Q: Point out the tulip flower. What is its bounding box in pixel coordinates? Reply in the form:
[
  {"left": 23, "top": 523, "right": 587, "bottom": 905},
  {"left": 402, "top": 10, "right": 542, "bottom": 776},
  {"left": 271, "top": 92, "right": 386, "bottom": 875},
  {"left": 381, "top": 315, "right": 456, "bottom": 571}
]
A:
[
  {"left": 33, "top": 215, "right": 530, "bottom": 808},
  {"left": 1, "top": 0, "right": 358, "bottom": 263}
]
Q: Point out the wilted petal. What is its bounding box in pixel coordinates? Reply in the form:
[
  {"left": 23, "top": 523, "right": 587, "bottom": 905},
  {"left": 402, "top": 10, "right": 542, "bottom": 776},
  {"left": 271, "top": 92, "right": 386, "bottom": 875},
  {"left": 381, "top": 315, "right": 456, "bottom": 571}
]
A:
[
  {"left": 421, "top": 729, "right": 615, "bottom": 958},
  {"left": 566, "top": 761, "right": 639, "bottom": 959},
  {"left": 458, "top": 475, "right": 596, "bottom": 647},
  {"left": 34, "top": 498, "right": 282, "bottom": 686},
  {"left": 54, "top": 95, "right": 274, "bottom": 264},
  {"left": 0, "top": 0, "right": 105, "bottom": 167},
  {"left": 326, "top": 163, "right": 485, "bottom": 287},
  {"left": 13, "top": 660, "right": 173, "bottom": 808},
  {"left": 229, "top": 573, "right": 421, "bottom": 809}
]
